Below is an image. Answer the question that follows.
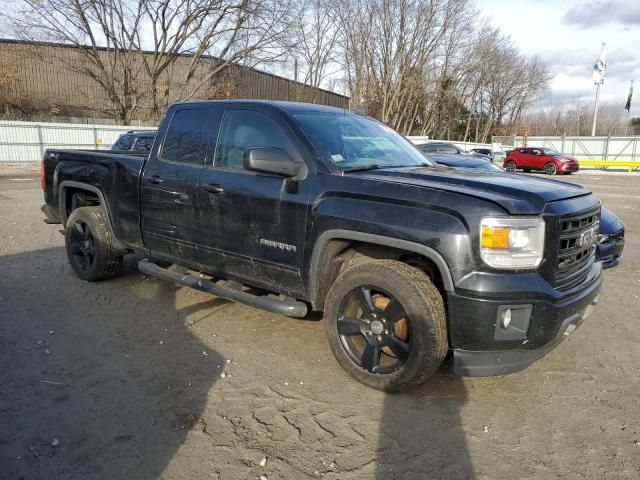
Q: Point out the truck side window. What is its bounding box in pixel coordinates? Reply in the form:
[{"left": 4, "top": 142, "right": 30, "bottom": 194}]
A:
[
  {"left": 215, "top": 110, "right": 292, "bottom": 170},
  {"left": 160, "top": 109, "right": 208, "bottom": 164}
]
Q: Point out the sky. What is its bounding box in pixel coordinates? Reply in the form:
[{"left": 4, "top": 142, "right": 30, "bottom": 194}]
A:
[{"left": 476, "top": 0, "right": 640, "bottom": 113}]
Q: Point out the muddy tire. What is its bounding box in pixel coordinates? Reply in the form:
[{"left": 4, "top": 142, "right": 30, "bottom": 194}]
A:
[
  {"left": 65, "top": 206, "right": 123, "bottom": 281},
  {"left": 324, "top": 260, "right": 448, "bottom": 392},
  {"left": 504, "top": 160, "right": 517, "bottom": 172}
]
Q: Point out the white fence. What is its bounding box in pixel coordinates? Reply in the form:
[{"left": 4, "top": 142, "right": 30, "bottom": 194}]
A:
[
  {"left": 0, "top": 120, "right": 156, "bottom": 163},
  {"left": 409, "top": 135, "right": 640, "bottom": 163},
  {"left": 497, "top": 135, "right": 640, "bottom": 161},
  {"left": 3, "top": 121, "right": 638, "bottom": 164}
]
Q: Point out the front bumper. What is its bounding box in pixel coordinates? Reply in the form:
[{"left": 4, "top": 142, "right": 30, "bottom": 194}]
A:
[
  {"left": 559, "top": 162, "right": 579, "bottom": 172},
  {"left": 448, "top": 261, "right": 602, "bottom": 376}
]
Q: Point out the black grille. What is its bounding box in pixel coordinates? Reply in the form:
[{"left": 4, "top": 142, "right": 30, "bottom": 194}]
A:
[{"left": 554, "top": 208, "right": 599, "bottom": 291}]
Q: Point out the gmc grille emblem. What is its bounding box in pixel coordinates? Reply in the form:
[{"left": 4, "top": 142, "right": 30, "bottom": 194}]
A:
[{"left": 578, "top": 225, "right": 598, "bottom": 248}]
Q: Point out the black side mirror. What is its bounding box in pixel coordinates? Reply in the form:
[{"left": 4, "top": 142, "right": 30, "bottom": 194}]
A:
[{"left": 243, "top": 147, "right": 302, "bottom": 177}]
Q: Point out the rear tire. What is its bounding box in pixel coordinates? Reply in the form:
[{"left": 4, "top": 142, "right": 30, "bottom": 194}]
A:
[
  {"left": 504, "top": 160, "right": 517, "bottom": 172},
  {"left": 65, "top": 206, "right": 123, "bottom": 281},
  {"left": 324, "top": 260, "right": 448, "bottom": 392},
  {"left": 544, "top": 162, "right": 557, "bottom": 175}
]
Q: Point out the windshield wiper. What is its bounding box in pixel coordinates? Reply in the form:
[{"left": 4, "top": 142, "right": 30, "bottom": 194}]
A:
[
  {"left": 340, "top": 164, "right": 382, "bottom": 172},
  {"left": 341, "top": 162, "right": 432, "bottom": 173}
]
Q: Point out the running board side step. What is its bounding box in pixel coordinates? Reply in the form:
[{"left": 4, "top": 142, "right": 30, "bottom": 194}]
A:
[{"left": 138, "top": 259, "right": 308, "bottom": 318}]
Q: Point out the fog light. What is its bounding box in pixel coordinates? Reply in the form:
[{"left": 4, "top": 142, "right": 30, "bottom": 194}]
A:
[{"left": 501, "top": 309, "right": 512, "bottom": 329}]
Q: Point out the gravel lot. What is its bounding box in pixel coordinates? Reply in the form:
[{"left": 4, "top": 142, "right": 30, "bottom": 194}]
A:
[{"left": 1, "top": 170, "right": 639, "bottom": 480}]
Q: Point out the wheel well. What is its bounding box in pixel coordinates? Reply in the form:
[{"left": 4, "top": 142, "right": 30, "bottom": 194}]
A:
[
  {"left": 63, "top": 187, "right": 101, "bottom": 222},
  {"left": 314, "top": 239, "right": 446, "bottom": 310}
]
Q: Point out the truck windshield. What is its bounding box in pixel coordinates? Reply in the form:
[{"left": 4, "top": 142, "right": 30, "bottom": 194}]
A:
[{"left": 293, "top": 112, "right": 433, "bottom": 169}]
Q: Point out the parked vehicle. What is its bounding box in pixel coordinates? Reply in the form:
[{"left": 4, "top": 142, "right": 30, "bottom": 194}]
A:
[
  {"left": 430, "top": 155, "right": 504, "bottom": 172},
  {"left": 41, "top": 100, "right": 603, "bottom": 391},
  {"left": 597, "top": 207, "right": 625, "bottom": 269},
  {"left": 417, "top": 142, "right": 489, "bottom": 160},
  {"left": 470, "top": 147, "right": 493, "bottom": 159},
  {"left": 111, "top": 130, "right": 157, "bottom": 152},
  {"left": 504, "top": 147, "right": 579, "bottom": 175}
]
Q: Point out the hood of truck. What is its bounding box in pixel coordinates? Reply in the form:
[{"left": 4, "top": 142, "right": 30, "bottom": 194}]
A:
[{"left": 347, "top": 166, "right": 592, "bottom": 215}]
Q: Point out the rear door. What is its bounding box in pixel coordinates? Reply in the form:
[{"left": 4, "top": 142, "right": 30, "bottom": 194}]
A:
[
  {"left": 529, "top": 148, "right": 545, "bottom": 169},
  {"left": 516, "top": 148, "right": 532, "bottom": 168},
  {"left": 194, "top": 106, "right": 311, "bottom": 296},
  {"left": 140, "top": 107, "right": 211, "bottom": 266}
]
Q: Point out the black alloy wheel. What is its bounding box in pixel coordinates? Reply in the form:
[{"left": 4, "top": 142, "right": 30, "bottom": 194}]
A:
[
  {"left": 68, "top": 219, "right": 97, "bottom": 273},
  {"left": 324, "top": 260, "right": 447, "bottom": 391},
  {"left": 64, "top": 206, "right": 123, "bottom": 281},
  {"left": 337, "top": 285, "right": 412, "bottom": 374}
]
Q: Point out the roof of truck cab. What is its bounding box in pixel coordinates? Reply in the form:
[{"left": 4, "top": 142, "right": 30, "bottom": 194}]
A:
[{"left": 169, "top": 99, "right": 349, "bottom": 115}]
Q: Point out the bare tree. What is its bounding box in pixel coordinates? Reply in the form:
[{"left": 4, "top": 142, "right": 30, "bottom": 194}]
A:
[
  {"left": 4, "top": 0, "right": 297, "bottom": 123},
  {"left": 334, "top": 0, "right": 550, "bottom": 139},
  {"left": 0, "top": 58, "right": 25, "bottom": 117},
  {"left": 522, "top": 101, "right": 630, "bottom": 136},
  {"left": 141, "top": 0, "right": 298, "bottom": 117},
  {"left": 290, "top": 0, "right": 340, "bottom": 96},
  {"left": 5, "top": 0, "right": 147, "bottom": 124},
  {"left": 338, "top": 0, "right": 469, "bottom": 134}
]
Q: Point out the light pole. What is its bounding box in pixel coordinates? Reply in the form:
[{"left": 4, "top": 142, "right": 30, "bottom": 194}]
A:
[{"left": 591, "top": 42, "right": 607, "bottom": 137}]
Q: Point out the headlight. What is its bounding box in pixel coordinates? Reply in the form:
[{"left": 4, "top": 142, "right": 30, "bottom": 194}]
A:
[{"left": 480, "top": 217, "right": 545, "bottom": 269}]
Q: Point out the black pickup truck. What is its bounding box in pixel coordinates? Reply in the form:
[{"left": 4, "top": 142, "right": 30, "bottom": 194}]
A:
[{"left": 41, "top": 100, "right": 603, "bottom": 391}]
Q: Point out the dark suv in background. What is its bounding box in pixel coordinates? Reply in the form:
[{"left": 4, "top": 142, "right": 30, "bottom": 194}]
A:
[
  {"left": 111, "top": 130, "right": 157, "bottom": 152},
  {"left": 417, "top": 142, "right": 491, "bottom": 160}
]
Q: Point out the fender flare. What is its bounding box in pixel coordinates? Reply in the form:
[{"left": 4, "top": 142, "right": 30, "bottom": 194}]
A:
[
  {"left": 58, "top": 180, "right": 127, "bottom": 251},
  {"left": 309, "top": 229, "right": 455, "bottom": 309}
]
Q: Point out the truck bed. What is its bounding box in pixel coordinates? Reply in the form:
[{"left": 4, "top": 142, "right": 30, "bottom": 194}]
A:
[{"left": 42, "top": 148, "right": 148, "bottom": 249}]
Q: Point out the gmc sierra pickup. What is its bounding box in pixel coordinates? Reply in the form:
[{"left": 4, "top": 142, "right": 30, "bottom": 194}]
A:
[{"left": 41, "top": 100, "right": 603, "bottom": 391}]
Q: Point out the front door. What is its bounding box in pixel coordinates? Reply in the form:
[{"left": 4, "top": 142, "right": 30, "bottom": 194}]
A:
[
  {"left": 140, "top": 107, "right": 210, "bottom": 265},
  {"left": 195, "top": 107, "right": 311, "bottom": 296}
]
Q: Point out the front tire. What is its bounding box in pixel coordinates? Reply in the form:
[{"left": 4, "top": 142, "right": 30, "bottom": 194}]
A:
[
  {"left": 65, "top": 206, "right": 123, "bottom": 281},
  {"left": 324, "top": 260, "right": 448, "bottom": 392},
  {"left": 544, "top": 162, "right": 557, "bottom": 175},
  {"left": 504, "top": 160, "right": 517, "bottom": 172}
]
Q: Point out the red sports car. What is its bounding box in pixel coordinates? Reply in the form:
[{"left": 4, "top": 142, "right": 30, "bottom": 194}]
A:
[{"left": 503, "top": 147, "right": 579, "bottom": 175}]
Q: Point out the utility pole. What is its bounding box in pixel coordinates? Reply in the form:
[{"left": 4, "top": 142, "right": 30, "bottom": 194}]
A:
[
  {"left": 592, "top": 82, "right": 601, "bottom": 137},
  {"left": 625, "top": 80, "right": 633, "bottom": 136},
  {"left": 591, "top": 42, "right": 607, "bottom": 137}
]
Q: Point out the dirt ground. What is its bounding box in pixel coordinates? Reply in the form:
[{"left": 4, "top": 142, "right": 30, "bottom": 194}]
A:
[{"left": 1, "top": 170, "right": 639, "bottom": 480}]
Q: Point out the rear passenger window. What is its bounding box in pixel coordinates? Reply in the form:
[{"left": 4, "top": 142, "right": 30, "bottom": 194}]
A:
[
  {"left": 215, "top": 110, "right": 292, "bottom": 170},
  {"left": 161, "top": 109, "right": 208, "bottom": 164}
]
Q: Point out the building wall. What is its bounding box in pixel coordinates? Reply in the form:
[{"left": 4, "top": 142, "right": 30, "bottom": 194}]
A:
[{"left": 0, "top": 40, "right": 349, "bottom": 123}]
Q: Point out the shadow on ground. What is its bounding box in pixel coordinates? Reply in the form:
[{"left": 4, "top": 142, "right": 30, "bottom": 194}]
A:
[
  {"left": 376, "top": 364, "right": 472, "bottom": 479},
  {"left": 0, "top": 247, "right": 224, "bottom": 479}
]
